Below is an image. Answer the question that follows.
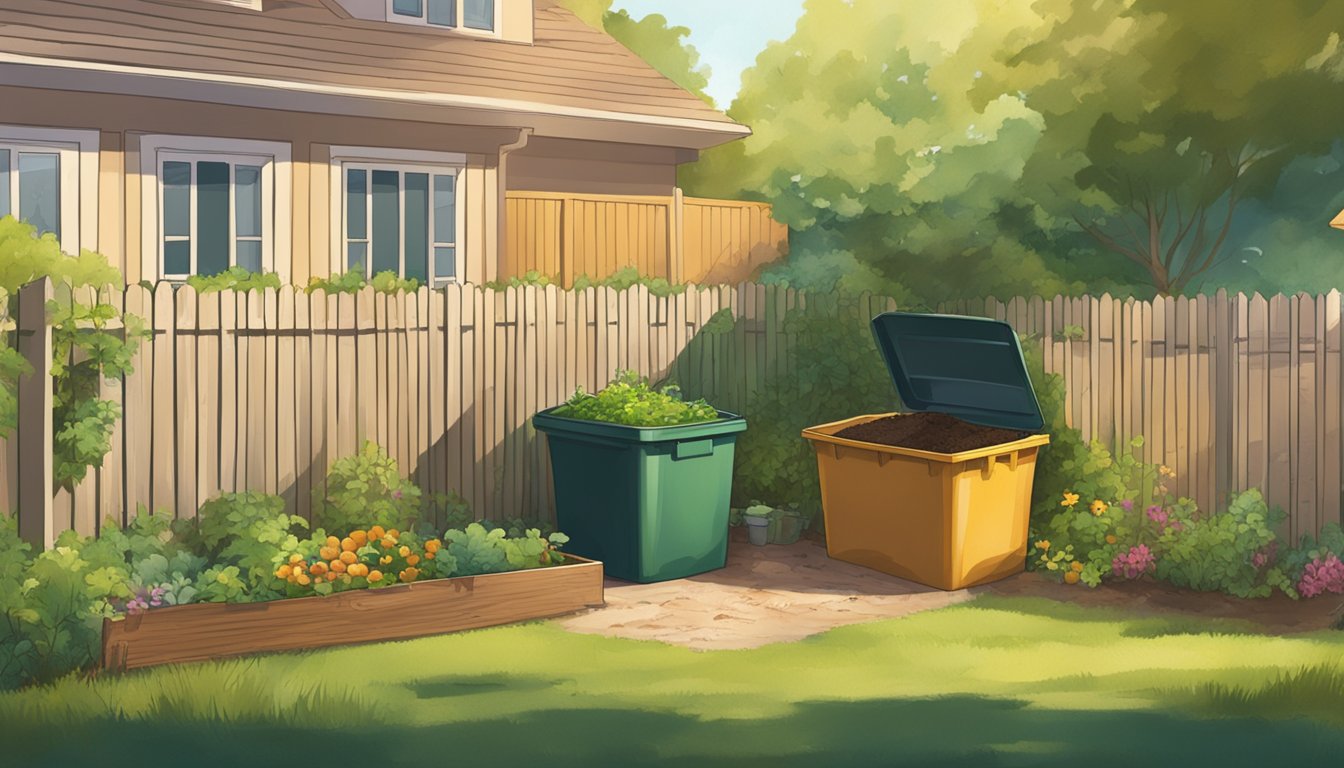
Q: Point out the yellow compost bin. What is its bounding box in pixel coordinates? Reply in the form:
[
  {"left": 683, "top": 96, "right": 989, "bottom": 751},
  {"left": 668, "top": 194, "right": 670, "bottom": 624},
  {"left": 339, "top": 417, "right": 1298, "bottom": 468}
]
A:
[
  {"left": 803, "top": 414, "right": 1049, "bottom": 590},
  {"left": 803, "top": 311, "right": 1050, "bottom": 590}
]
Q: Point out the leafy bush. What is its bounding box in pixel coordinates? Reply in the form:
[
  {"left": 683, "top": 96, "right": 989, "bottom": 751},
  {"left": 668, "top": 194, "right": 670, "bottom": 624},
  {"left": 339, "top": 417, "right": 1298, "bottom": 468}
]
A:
[
  {"left": 572, "top": 266, "right": 687, "bottom": 297},
  {"left": 0, "top": 216, "right": 150, "bottom": 488},
  {"left": 304, "top": 269, "right": 421, "bottom": 295},
  {"left": 194, "top": 492, "right": 307, "bottom": 596},
  {"left": 553, "top": 369, "right": 718, "bottom": 426},
  {"left": 185, "top": 266, "right": 282, "bottom": 294},
  {"left": 724, "top": 297, "right": 893, "bottom": 520},
  {"left": 313, "top": 442, "right": 422, "bottom": 534}
]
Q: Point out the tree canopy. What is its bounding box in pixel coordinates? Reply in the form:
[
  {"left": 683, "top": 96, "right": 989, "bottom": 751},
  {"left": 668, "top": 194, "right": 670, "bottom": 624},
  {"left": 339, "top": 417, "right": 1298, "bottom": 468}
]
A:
[
  {"left": 683, "top": 0, "right": 1344, "bottom": 300},
  {"left": 557, "top": 0, "right": 713, "bottom": 104}
]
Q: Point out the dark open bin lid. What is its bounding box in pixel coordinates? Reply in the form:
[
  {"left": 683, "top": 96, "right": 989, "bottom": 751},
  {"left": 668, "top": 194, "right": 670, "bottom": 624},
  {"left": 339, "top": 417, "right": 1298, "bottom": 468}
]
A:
[{"left": 871, "top": 312, "right": 1044, "bottom": 432}]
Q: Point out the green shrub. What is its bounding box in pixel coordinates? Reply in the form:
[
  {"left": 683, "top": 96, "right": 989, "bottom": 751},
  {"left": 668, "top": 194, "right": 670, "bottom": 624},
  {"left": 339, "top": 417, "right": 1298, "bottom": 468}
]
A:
[
  {"left": 185, "top": 266, "right": 282, "bottom": 294},
  {"left": 305, "top": 269, "right": 421, "bottom": 295},
  {"left": 442, "top": 522, "right": 569, "bottom": 576},
  {"left": 1153, "top": 490, "right": 1288, "bottom": 598},
  {"left": 194, "top": 492, "right": 307, "bottom": 597},
  {"left": 572, "top": 266, "right": 687, "bottom": 297},
  {"left": 313, "top": 442, "right": 422, "bottom": 534},
  {"left": 725, "top": 296, "right": 893, "bottom": 520},
  {"left": 0, "top": 216, "right": 150, "bottom": 488},
  {"left": 553, "top": 369, "right": 718, "bottom": 426}
]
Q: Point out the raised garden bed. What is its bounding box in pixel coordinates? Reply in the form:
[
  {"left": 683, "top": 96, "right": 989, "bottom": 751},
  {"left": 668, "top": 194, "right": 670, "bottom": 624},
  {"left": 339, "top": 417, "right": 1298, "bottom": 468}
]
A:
[{"left": 102, "top": 554, "right": 604, "bottom": 672}]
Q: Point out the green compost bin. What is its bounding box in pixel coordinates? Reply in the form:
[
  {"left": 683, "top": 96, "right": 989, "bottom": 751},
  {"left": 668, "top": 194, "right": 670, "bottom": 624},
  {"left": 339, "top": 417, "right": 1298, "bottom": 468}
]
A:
[{"left": 533, "top": 407, "right": 747, "bottom": 583}]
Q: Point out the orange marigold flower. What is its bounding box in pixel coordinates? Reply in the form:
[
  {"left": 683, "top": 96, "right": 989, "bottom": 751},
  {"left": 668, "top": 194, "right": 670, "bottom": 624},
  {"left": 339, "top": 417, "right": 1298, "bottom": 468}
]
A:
[
  {"left": 369, "top": 525, "right": 386, "bottom": 540},
  {"left": 1089, "top": 500, "right": 1108, "bottom": 516}
]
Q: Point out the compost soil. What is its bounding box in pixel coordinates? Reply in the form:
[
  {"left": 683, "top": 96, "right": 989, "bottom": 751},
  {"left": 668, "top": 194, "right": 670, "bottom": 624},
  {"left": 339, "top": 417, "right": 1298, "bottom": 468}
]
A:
[{"left": 832, "top": 412, "right": 1029, "bottom": 453}]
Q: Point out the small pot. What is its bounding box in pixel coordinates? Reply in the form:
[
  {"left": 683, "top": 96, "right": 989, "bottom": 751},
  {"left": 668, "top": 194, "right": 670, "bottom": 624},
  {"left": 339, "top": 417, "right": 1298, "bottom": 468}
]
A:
[{"left": 743, "top": 514, "right": 770, "bottom": 546}]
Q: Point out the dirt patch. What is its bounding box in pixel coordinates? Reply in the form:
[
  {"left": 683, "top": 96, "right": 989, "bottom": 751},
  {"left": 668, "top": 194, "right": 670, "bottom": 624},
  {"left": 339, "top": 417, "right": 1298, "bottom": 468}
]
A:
[
  {"left": 556, "top": 534, "right": 975, "bottom": 650},
  {"left": 983, "top": 571, "right": 1344, "bottom": 633},
  {"left": 834, "top": 412, "right": 1029, "bottom": 453}
]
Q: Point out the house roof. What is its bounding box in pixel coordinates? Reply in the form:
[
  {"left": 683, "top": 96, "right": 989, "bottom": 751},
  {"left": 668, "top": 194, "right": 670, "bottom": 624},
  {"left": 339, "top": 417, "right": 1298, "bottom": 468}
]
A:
[{"left": 0, "top": 0, "right": 749, "bottom": 150}]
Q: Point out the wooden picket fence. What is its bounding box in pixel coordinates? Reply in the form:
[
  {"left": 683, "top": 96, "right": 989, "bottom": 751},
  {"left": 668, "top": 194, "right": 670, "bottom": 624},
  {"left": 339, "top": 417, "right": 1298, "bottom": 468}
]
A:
[
  {"left": 943, "top": 292, "right": 1343, "bottom": 544},
  {"left": 3, "top": 283, "right": 1342, "bottom": 546},
  {"left": 503, "top": 191, "right": 788, "bottom": 287}
]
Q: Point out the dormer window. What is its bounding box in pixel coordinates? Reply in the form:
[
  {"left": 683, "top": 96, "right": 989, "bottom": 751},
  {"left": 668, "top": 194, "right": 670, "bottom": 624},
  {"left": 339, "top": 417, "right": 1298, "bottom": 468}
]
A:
[{"left": 389, "top": 0, "right": 496, "bottom": 32}]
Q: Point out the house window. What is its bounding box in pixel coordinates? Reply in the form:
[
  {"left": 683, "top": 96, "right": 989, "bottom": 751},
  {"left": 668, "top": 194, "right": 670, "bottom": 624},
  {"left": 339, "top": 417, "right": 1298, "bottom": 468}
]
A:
[
  {"left": 388, "top": 0, "right": 495, "bottom": 32},
  {"left": 157, "top": 152, "right": 273, "bottom": 279},
  {"left": 342, "top": 163, "right": 461, "bottom": 284},
  {"left": 140, "top": 135, "right": 291, "bottom": 283},
  {"left": 0, "top": 127, "right": 95, "bottom": 255}
]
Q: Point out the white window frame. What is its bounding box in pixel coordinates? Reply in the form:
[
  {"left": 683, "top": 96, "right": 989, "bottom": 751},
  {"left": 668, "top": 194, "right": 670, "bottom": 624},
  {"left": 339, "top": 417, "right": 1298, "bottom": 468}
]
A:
[
  {"left": 0, "top": 125, "right": 99, "bottom": 256},
  {"left": 139, "top": 135, "right": 291, "bottom": 283},
  {"left": 328, "top": 146, "right": 467, "bottom": 286},
  {"left": 156, "top": 151, "right": 274, "bottom": 281},
  {"left": 385, "top": 0, "right": 501, "bottom": 36}
]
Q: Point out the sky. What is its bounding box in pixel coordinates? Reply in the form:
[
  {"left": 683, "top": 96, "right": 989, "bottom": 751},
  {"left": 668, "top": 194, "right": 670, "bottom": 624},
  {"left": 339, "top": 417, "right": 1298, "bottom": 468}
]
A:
[{"left": 611, "top": 0, "right": 807, "bottom": 108}]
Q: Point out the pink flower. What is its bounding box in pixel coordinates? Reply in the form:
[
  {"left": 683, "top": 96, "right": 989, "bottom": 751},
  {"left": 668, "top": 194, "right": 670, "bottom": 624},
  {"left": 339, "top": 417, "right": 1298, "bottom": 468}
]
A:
[
  {"left": 1112, "top": 544, "right": 1157, "bottom": 580},
  {"left": 1146, "top": 506, "right": 1169, "bottom": 526},
  {"left": 1297, "top": 554, "right": 1344, "bottom": 598},
  {"left": 1120, "top": 499, "right": 1134, "bottom": 512}
]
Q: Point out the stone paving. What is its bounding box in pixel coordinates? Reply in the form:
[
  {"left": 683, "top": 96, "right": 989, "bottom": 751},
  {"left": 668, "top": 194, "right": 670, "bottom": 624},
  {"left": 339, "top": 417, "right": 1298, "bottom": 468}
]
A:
[{"left": 556, "top": 535, "right": 977, "bottom": 650}]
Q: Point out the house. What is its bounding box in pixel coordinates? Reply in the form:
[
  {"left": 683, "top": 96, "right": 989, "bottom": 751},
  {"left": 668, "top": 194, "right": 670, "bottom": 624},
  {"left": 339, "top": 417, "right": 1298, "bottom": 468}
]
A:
[{"left": 0, "top": 0, "right": 751, "bottom": 286}]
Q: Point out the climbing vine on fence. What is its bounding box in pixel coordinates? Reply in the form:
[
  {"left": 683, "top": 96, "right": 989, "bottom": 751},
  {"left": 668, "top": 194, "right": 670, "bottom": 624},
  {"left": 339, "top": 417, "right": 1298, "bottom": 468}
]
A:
[{"left": 0, "top": 216, "right": 150, "bottom": 490}]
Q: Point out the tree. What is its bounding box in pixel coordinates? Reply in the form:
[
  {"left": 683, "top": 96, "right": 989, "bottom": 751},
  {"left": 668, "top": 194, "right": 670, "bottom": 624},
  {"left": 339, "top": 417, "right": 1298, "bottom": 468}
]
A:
[
  {"left": 987, "top": 0, "right": 1344, "bottom": 295},
  {"left": 681, "top": 0, "right": 1087, "bottom": 302},
  {"left": 557, "top": 1, "right": 713, "bottom": 104}
]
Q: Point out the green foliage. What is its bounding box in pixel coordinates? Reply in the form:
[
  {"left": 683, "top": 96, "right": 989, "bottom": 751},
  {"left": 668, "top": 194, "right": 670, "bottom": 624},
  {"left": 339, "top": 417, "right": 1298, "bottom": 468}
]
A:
[
  {"left": 724, "top": 297, "right": 893, "bottom": 517},
  {"left": 572, "top": 266, "right": 687, "bottom": 297},
  {"left": 305, "top": 269, "right": 422, "bottom": 295},
  {"left": 194, "top": 492, "right": 307, "bottom": 596},
  {"left": 1153, "top": 491, "right": 1286, "bottom": 598},
  {"left": 313, "top": 441, "right": 422, "bottom": 534},
  {"left": 441, "top": 522, "right": 571, "bottom": 576},
  {"left": 185, "top": 266, "right": 282, "bottom": 294},
  {"left": 557, "top": 0, "right": 713, "bottom": 104},
  {"left": 0, "top": 339, "right": 27, "bottom": 440},
  {"left": 553, "top": 369, "right": 718, "bottom": 426},
  {"left": 484, "top": 270, "right": 555, "bottom": 289},
  {"left": 0, "top": 216, "right": 150, "bottom": 489}
]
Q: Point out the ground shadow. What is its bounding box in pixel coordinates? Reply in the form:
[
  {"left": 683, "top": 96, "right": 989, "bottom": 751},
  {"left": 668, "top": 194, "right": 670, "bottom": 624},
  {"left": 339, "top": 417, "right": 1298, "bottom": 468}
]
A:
[{"left": 8, "top": 689, "right": 1342, "bottom": 767}]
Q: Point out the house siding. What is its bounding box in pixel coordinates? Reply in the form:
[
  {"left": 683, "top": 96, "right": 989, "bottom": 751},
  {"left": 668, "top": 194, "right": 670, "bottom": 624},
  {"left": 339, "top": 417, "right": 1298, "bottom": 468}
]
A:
[
  {"left": 506, "top": 136, "right": 683, "bottom": 197},
  {"left": 1, "top": 85, "right": 518, "bottom": 284}
]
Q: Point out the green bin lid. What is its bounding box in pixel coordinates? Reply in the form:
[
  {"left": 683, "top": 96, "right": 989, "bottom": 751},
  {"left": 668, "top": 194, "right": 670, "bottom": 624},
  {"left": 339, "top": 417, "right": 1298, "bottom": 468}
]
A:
[{"left": 870, "top": 311, "right": 1044, "bottom": 432}]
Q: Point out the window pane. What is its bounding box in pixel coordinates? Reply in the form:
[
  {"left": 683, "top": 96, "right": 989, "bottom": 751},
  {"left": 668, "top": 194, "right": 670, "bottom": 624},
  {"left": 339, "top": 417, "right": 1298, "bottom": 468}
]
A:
[
  {"left": 404, "top": 172, "right": 429, "bottom": 282},
  {"left": 163, "top": 161, "right": 191, "bottom": 238},
  {"left": 347, "top": 168, "right": 367, "bottom": 241},
  {"left": 196, "top": 161, "right": 230, "bottom": 276},
  {"left": 235, "top": 165, "right": 262, "bottom": 238},
  {"left": 236, "top": 240, "right": 263, "bottom": 273},
  {"left": 434, "top": 246, "right": 456, "bottom": 279},
  {"left": 427, "top": 0, "right": 455, "bottom": 25},
  {"left": 371, "top": 170, "right": 401, "bottom": 275},
  {"left": 433, "top": 174, "right": 456, "bottom": 244},
  {"left": 18, "top": 152, "right": 59, "bottom": 240},
  {"left": 464, "top": 0, "right": 493, "bottom": 30},
  {"left": 348, "top": 242, "right": 368, "bottom": 271},
  {"left": 392, "top": 0, "right": 422, "bottom": 16},
  {"left": 164, "top": 240, "right": 191, "bottom": 276},
  {"left": 0, "top": 149, "right": 9, "bottom": 218}
]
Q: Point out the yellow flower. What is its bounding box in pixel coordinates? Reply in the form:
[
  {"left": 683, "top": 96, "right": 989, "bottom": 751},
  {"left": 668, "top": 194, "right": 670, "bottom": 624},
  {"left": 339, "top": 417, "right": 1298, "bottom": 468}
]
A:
[
  {"left": 1089, "top": 500, "right": 1108, "bottom": 516},
  {"left": 1046, "top": 561, "right": 1059, "bottom": 571},
  {"left": 1105, "top": 534, "right": 1117, "bottom": 545},
  {"left": 1071, "top": 561, "right": 1084, "bottom": 573},
  {"left": 1159, "top": 465, "right": 1176, "bottom": 479},
  {"left": 368, "top": 570, "right": 384, "bottom": 583},
  {"left": 1035, "top": 540, "right": 1051, "bottom": 551},
  {"left": 1061, "top": 492, "right": 1080, "bottom": 508},
  {"left": 380, "top": 555, "right": 393, "bottom": 565},
  {"left": 399, "top": 545, "right": 411, "bottom": 558}
]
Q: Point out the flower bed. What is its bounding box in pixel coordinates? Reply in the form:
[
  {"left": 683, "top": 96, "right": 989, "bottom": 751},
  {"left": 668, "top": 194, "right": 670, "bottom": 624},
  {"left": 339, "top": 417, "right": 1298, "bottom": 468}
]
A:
[{"left": 102, "top": 553, "right": 603, "bottom": 672}]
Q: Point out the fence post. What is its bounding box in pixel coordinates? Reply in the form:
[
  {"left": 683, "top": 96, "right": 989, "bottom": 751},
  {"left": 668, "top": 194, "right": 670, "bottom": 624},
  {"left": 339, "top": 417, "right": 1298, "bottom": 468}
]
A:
[
  {"left": 560, "top": 195, "right": 575, "bottom": 288},
  {"left": 15, "top": 277, "right": 54, "bottom": 549},
  {"left": 670, "top": 187, "right": 685, "bottom": 285}
]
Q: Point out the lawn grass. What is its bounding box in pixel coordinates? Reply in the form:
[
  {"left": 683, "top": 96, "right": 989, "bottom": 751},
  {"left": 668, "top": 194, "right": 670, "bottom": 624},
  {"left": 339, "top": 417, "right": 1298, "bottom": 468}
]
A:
[{"left": 2, "top": 595, "right": 1342, "bottom": 766}]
